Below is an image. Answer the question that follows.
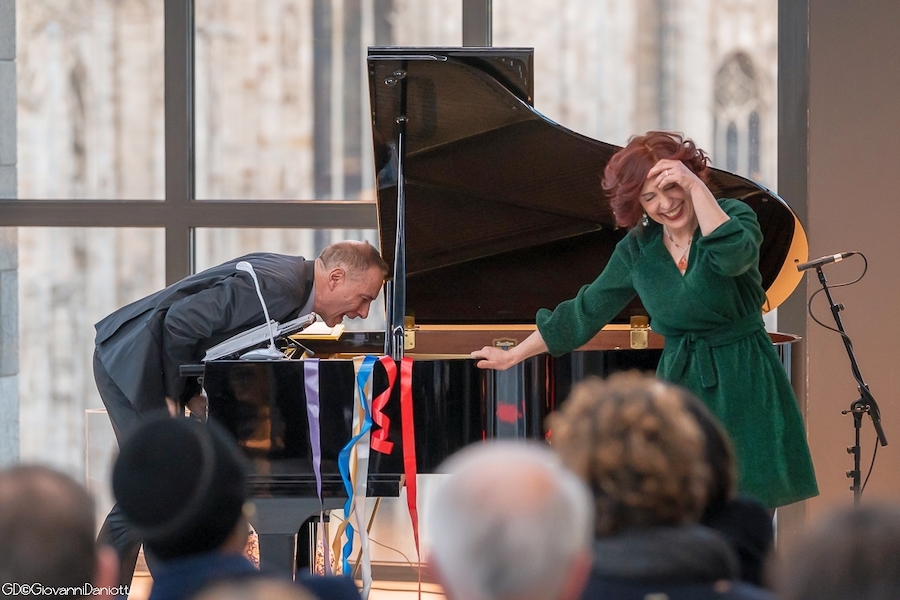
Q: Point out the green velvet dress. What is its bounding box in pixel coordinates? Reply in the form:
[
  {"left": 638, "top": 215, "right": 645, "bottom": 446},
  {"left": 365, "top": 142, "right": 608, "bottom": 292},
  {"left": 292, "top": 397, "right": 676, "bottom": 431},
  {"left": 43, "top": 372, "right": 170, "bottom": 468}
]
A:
[{"left": 537, "top": 198, "right": 818, "bottom": 508}]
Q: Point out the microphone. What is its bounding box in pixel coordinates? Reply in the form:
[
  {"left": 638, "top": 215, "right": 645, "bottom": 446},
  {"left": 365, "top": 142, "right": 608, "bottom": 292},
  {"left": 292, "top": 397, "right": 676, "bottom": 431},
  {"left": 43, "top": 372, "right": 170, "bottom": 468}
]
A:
[
  {"left": 796, "top": 252, "right": 855, "bottom": 272},
  {"left": 235, "top": 261, "right": 285, "bottom": 360}
]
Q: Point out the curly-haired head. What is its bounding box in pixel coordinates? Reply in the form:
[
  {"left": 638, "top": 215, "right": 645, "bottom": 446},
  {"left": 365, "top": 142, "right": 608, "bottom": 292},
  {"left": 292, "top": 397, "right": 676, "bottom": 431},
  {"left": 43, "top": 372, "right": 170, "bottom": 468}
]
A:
[
  {"left": 602, "top": 131, "right": 710, "bottom": 230},
  {"left": 547, "top": 371, "right": 710, "bottom": 536}
]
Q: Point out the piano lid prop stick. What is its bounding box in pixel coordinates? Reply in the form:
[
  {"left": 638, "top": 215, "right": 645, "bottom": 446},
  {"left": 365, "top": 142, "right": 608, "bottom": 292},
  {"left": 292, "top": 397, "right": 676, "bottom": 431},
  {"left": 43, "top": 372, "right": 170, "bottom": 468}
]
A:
[
  {"left": 383, "top": 279, "right": 393, "bottom": 356},
  {"left": 390, "top": 65, "right": 409, "bottom": 360}
]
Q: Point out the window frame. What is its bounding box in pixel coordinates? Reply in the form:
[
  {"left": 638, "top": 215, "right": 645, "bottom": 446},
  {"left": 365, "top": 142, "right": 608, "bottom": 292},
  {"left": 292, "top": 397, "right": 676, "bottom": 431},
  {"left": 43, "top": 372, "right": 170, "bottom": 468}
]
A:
[{"left": 0, "top": 0, "right": 491, "bottom": 285}]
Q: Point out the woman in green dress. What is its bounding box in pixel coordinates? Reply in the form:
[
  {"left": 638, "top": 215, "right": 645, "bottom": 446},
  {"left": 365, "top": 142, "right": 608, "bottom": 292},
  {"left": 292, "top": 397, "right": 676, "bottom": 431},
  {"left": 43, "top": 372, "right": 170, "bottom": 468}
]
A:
[{"left": 471, "top": 131, "right": 817, "bottom": 508}]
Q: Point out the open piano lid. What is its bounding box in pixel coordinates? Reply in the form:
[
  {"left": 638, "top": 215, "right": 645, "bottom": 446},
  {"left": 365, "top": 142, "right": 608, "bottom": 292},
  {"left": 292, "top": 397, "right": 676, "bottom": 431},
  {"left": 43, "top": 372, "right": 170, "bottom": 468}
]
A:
[{"left": 367, "top": 47, "right": 807, "bottom": 325}]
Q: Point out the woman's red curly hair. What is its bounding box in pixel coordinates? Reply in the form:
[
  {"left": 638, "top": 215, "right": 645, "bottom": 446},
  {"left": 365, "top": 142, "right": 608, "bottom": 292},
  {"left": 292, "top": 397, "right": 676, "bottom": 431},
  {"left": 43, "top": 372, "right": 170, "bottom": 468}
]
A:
[{"left": 602, "top": 131, "right": 711, "bottom": 229}]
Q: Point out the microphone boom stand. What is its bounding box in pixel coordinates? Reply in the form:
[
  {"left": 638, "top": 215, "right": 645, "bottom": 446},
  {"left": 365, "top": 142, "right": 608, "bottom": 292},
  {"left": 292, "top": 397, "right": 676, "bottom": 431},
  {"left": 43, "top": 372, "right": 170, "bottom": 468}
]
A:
[
  {"left": 813, "top": 265, "right": 887, "bottom": 504},
  {"left": 236, "top": 261, "right": 286, "bottom": 360}
]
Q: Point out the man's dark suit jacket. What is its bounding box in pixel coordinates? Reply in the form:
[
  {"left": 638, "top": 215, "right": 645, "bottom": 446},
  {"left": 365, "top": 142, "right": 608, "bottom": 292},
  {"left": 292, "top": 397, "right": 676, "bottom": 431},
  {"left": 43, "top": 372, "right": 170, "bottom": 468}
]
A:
[{"left": 94, "top": 253, "right": 315, "bottom": 414}]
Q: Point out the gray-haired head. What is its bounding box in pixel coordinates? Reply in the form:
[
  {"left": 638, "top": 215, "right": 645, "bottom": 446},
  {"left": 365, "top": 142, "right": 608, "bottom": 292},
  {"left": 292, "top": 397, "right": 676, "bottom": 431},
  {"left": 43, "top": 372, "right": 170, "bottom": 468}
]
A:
[{"left": 426, "top": 441, "right": 593, "bottom": 600}]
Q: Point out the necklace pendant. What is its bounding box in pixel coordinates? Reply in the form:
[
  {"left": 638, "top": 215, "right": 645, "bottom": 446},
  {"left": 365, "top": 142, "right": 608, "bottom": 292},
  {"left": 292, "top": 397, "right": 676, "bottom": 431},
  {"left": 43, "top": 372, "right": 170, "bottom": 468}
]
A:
[{"left": 677, "top": 256, "right": 688, "bottom": 271}]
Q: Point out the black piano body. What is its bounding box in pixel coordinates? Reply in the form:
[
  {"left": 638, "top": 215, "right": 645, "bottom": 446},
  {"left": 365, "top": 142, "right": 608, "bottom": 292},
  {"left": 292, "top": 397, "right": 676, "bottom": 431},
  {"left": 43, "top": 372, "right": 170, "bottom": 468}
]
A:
[
  {"left": 188, "top": 344, "right": 663, "bottom": 575},
  {"left": 186, "top": 46, "right": 807, "bottom": 577}
]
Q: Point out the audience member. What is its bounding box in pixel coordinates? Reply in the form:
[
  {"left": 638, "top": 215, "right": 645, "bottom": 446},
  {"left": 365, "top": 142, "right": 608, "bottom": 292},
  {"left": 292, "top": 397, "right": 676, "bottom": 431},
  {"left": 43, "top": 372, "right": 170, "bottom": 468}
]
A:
[
  {"left": 686, "top": 399, "right": 775, "bottom": 587},
  {"left": 773, "top": 503, "right": 900, "bottom": 600},
  {"left": 112, "top": 416, "right": 257, "bottom": 600},
  {"left": 426, "top": 440, "right": 594, "bottom": 600},
  {"left": 0, "top": 465, "right": 120, "bottom": 599},
  {"left": 113, "top": 415, "right": 362, "bottom": 600},
  {"left": 191, "top": 576, "right": 317, "bottom": 600},
  {"left": 548, "top": 372, "right": 774, "bottom": 600}
]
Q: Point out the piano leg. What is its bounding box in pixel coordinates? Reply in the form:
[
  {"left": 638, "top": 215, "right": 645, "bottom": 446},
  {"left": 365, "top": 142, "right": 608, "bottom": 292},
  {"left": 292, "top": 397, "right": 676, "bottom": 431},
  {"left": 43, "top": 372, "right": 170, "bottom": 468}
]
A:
[
  {"left": 258, "top": 533, "right": 298, "bottom": 577},
  {"left": 248, "top": 497, "right": 346, "bottom": 578}
]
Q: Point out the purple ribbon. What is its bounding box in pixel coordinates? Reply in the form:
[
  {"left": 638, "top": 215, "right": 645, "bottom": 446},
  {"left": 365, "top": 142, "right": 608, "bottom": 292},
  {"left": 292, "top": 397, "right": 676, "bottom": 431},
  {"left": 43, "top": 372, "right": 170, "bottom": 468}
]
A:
[{"left": 304, "top": 358, "right": 329, "bottom": 573}]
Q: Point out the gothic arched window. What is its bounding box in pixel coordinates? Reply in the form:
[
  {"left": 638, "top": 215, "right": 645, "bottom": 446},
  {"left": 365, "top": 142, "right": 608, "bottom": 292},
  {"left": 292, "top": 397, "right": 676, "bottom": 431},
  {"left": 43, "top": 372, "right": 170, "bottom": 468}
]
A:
[
  {"left": 714, "top": 53, "right": 764, "bottom": 182},
  {"left": 727, "top": 122, "right": 738, "bottom": 172},
  {"left": 749, "top": 111, "right": 761, "bottom": 177}
]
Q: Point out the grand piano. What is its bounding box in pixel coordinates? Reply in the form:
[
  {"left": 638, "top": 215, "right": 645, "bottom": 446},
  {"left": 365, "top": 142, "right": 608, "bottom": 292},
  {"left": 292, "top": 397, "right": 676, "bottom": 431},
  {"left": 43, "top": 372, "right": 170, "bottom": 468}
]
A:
[{"left": 185, "top": 46, "right": 808, "bottom": 577}]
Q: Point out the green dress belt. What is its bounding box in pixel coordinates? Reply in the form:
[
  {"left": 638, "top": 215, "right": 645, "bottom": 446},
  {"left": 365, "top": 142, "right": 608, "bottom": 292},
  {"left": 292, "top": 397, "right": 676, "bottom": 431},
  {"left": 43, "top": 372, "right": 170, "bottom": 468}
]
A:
[{"left": 664, "top": 312, "right": 766, "bottom": 389}]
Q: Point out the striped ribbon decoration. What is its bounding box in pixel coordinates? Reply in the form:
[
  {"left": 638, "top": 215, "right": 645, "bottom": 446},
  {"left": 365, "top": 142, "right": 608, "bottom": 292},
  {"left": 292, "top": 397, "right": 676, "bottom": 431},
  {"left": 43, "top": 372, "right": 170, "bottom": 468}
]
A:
[
  {"left": 332, "top": 355, "right": 376, "bottom": 596},
  {"left": 303, "top": 358, "right": 330, "bottom": 575}
]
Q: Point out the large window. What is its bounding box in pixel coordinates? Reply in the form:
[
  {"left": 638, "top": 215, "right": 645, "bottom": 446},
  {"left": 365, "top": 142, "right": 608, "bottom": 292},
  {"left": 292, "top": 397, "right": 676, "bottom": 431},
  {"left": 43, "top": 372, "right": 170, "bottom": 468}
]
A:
[
  {"left": 18, "top": 228, "right": 164, "bottom": 474},
  {"left": 16, "top": 1, "right": 165, "bottom": 200},
  {"left": 493, "top": 0, "right": 778, "bottom": 184},
  {"left": 2, "top": 0, "right": 779, "bottom": 489},
  {"left": 715, "top": 52, "right": 770, "bottom": 185}
]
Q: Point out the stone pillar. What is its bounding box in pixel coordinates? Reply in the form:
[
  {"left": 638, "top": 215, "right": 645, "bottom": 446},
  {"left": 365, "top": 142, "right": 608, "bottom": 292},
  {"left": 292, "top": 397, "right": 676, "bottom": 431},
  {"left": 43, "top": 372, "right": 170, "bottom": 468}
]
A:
[{"left": 0, "top": 0, "right": 19, "bottom": 466}]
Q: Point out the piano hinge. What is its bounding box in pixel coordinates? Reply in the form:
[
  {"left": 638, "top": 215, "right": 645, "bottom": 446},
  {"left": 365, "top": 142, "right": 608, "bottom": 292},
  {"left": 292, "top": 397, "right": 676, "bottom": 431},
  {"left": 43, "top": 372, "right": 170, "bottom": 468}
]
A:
[{"left": 404, "top": 316, "right": 417, "bottom": 350}]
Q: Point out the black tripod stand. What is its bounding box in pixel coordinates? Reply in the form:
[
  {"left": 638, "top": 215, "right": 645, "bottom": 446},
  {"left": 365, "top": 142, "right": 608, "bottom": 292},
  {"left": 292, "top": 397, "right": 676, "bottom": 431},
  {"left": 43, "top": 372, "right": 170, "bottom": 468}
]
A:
[{"left": 812, "top": 265, "right": 888, "bottom": 504}]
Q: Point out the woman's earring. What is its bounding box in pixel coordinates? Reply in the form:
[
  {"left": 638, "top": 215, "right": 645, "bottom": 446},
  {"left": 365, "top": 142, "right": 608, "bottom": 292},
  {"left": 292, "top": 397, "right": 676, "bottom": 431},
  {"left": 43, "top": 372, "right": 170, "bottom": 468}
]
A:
[{"left": 641, "top": 213, "right": 649, "bottom": 227}]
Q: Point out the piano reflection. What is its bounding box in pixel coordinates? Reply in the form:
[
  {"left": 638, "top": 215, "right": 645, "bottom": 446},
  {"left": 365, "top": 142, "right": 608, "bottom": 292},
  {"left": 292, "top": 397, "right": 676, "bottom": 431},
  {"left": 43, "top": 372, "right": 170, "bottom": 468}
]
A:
[{"left": 182, "top": 46, "right": 808, "bottom": 576}]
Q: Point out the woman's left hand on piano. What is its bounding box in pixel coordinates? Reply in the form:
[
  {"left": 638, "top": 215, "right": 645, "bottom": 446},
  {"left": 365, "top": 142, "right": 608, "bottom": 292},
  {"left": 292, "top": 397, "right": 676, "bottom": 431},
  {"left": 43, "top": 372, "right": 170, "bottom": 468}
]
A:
[
  {"left": 471, "top": 329, "right": 549, "bottom": 370},
  {"left": 471, "top": 345, "right": 519, "bottom": 370}
]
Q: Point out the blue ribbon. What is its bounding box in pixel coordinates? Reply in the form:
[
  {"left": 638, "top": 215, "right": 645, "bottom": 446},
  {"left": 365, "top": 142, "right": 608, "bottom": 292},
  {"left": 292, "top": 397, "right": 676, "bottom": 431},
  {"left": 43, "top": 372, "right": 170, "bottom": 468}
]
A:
[{"left": 336, "top": 355, "right": 376, "bottom": 576}]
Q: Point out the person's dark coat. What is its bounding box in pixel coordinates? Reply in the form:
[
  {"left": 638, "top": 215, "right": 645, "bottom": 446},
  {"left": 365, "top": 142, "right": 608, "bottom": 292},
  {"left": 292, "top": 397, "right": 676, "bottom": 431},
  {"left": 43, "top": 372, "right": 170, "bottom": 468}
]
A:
[
  {"left": 702, "top": 496, "right": 774, "bottom": 587},
  {"left": 94, "top": 253, "right": 314, "bottom": 413},
  {"left": 581, "top": 525, "right": 775, "bottom": 600}
]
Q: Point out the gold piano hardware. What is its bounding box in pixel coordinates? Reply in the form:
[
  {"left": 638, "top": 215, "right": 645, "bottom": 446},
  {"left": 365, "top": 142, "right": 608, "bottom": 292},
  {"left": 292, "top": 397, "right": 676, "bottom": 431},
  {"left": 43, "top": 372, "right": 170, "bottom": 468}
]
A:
[{"left": 404, "top": 316, "right": 417, "bottom": 351}]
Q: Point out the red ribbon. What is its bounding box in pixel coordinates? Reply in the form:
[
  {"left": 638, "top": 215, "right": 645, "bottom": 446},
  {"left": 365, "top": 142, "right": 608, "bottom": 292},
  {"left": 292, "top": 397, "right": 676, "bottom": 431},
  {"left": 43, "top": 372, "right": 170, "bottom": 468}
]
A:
[
  {"left": 371, "top": 355, "right": 397, "bottom": 454},
  {"left": 399, "top": 357, "right": 420, "bottom": 562}
]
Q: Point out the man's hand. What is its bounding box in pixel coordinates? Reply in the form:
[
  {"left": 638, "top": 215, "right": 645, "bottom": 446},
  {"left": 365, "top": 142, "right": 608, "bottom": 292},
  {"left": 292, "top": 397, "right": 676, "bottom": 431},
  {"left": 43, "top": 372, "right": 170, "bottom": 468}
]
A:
[
  {"left": 165, "top": 397, "right": 179, "bottom": 417},
  {"left": 186, "top": 394, "right": 208, "bottom": 422},
  {"left": 164, "top": 394, "right": 208, "bottom": 421}
]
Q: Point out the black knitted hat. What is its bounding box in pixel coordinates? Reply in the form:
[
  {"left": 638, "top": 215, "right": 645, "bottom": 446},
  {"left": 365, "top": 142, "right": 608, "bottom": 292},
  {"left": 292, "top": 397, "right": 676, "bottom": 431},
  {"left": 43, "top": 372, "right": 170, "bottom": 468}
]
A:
[{"left": 112, "top": 416, "right": 248, "bottom": 561}]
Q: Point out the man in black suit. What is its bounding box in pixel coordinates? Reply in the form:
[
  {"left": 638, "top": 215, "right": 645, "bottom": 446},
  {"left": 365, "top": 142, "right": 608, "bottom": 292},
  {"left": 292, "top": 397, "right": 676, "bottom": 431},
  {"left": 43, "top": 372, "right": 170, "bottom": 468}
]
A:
[{"left": 93, "top": 240, "right": 387, "bottom": 586}]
